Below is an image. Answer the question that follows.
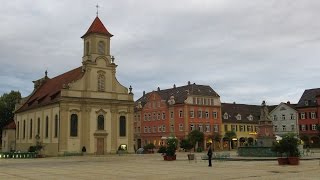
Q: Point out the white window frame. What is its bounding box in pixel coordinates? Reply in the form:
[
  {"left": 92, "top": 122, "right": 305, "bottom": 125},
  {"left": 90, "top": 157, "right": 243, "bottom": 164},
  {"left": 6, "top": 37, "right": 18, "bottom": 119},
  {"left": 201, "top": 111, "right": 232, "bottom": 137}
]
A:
[
  {"left": 190, "top": 110, "right": 194, "bottom": 118},
  {"left": 301, "top": 113, "right": 305, "bottom": 119},
  {"left": 311, "top": 112, "right": 316, "bottom": 119},
  {"left": 213, "top": 112, "right": 217, "bottom": 119},
  {"left": 179, "top": 110, "right": 183, "bottom": 118},
  {"left": 179, "top": 124, "right": 183, "bottom": 131}
]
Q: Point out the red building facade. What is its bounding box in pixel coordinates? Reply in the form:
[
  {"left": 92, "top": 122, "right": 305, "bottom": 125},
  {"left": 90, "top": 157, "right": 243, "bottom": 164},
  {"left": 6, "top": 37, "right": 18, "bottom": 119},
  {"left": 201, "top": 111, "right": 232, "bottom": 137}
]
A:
[
  {"left": 296, "top": 88, "right": 320, "bottom": 147},
  {"left": 134, "top": 82, "right": 222, "bottom": 150}
]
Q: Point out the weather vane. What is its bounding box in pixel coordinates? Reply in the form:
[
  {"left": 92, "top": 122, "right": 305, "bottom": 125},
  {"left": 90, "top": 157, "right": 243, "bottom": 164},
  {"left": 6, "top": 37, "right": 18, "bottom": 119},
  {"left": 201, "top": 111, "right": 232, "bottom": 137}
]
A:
[{"left": 96, "top": 4, "right": 99, "bottom": 16}]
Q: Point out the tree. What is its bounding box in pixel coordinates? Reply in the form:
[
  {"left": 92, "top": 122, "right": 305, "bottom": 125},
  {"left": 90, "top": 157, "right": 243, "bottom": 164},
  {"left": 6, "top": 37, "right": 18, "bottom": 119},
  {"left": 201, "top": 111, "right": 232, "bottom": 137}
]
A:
[
  {"left": 188, "top": 130, "right": 204, "bottom": 151},
  {"left": 0, "top": 90, "right": 21, "bottom": 132},
  {"left": 224, "top": 131, "right": 237, "bottom": 150},
  {"left": 179, "top": 138, "right": 193, "bottom": 153},
  {"left": 211, "top": 132, "right": 222, "bottom": 150}
]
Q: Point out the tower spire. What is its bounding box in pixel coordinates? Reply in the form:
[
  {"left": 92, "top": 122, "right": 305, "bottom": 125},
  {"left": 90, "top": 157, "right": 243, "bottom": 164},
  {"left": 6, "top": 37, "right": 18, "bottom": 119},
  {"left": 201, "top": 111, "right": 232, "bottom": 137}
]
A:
[{"left": 96, "top": 4, "right": 99, "bottom": 17}]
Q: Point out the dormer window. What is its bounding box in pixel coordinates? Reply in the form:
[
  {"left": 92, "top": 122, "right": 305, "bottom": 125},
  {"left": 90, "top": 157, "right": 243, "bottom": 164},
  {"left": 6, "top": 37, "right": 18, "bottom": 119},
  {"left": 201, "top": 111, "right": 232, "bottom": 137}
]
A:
[
  {"left": 248, "top": 115, "right": 253, "bottom": 121},
  {"left": 304, "top": 100, "right": 309, "bottom": 106},
  {"left": 223, "top": 113, "right": 228, "bottom": 119},
  {"left": 236, "top": 114, "right": 241, "bottom": 120},
  {"left": 98, "top": 41, "right": 105, "bottom": 55}
]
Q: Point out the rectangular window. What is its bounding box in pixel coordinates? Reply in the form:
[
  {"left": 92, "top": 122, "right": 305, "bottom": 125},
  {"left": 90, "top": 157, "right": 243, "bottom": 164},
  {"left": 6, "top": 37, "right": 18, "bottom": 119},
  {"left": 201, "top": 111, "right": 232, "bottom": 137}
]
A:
[
  {"left": 205, "top": 125, "right": 210, "bottom": 132},
  {"left": 205, "top": 111, "right": 209, "bottom": 119},
  {"left": 312, "top": 124, "right": 317, "bottom": 130},
  {"left": 148, "top": 114, "right": 151, "bottom": 121},
  {"left": 170, "top": 125, "right": 174, "bottom": 132},
  {"left": 274, "top": 125, "right": 278, "bottom": 132},
  {"left": 247, "top": 125, "right": 252, "bottom": 132},
  {"left": 198, "top": 110, "right": 202, "bottom": 118},
  {"left": 239, "top": 125, "right": 244, "bottom": 132},
  {"left": 138, "top": 127, "right": 140, "bottom": 132},
  {"left": 198, "top": 125, "right": 203, "bottom": 132},
  {"left": 311, "top": 112, "right": 316, "bottom": 119},
  {"left": 179, "top": 110, "right": 183, "bottom": 118},
  {"left": 153, "top": 126, "right": 157, "bottom": 133},
  {"left": 301, "top": 125, "right": 306, "bottom": 131},
  {"left": 190, "top": 110, "right": 194, "bottom": 118},
  {"left": 157, "top": 113, "right": 161, "bottom": 120},
  {"left": 153, "top": 113, "right": 156, "bottom": 120},
  {"left": 119, "top": 116, "right": 126, "bottom": 136},
  {"left": 37, "top": 118, "right": 40, "bottom": 135},
  {"left": 213, "top": 112, "right": 217, "bottom": 119},
  {"left": 162, "top": 125, "right": 166, "bottom": 132},
  {"left": 179, "top": 124, "right": 183, "bottom": 131},
  {"left": 231, "top": 125, "right": 236, "bottom": 132},
  {"left": 281, "top": 114, "right": 286, "bottom": 120},
  {"left": 190, "top": 124, "right": 195, "bottom": 131},
  {"left": 211, "top": 99, "right": 214, "bottom": 105},
  {"left": 224, "top": 124, "right": 228, "bottom": 131},
  {"left": 273, "top": 115, "right": 277, "bottom": 121},
  {"left": 148, "top": 127, "right": 151, "bottom": 133},
  {"left": 282, "top": 125, "right": 286, "bottom": 131},
  {"left": 291, "top": 124, "right": 295, "bottom": 131},
  {"left": 158, "top": 126, "right": 162, "bottom": 132},
  {"left": 214, "top": 125, "right": 219, "bottom": 132},
  {"left": 162, "top": 112, "right": 166, "bottom": 120},
  {"left": 301, "top": 113, "right": 305, "bottom": 119},
  {"left": 170, "top": 111, "right": 174, "bottom": 119},
  {"left": 290, "top": 114, "right": 295, "bottom": 120},
  {"left": 144, "top": 127, "right": 147, "bottom": 133}
]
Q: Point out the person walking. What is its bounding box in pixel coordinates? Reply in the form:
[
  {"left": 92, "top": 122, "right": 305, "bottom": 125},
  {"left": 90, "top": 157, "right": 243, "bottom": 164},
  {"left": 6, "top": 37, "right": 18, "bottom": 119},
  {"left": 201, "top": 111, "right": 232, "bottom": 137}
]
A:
[{"left": 207, "top": 145, "right": 213, "bottom": 167}]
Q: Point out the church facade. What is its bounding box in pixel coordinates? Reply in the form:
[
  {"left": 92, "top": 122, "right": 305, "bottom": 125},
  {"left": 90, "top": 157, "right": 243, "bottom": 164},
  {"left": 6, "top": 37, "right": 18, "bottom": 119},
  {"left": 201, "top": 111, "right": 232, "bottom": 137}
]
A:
[{"left": 14, "top": 16, "right": 134, "bottom": 156}]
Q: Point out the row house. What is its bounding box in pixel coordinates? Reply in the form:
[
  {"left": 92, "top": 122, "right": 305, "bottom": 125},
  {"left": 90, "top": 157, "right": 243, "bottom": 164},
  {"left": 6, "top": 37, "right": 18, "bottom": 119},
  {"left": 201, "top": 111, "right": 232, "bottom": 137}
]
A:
[
  {"left": 269, "top": 102, "right": 299, "bottom": 137},
  {"left": 296, "top": 88, "right": 320, "bottom": 147},
  {"left": 221, "top": 103, "right": 272, "bottom": 149},
  {"left": 134, "top": 82, "right": 222, "bottom": 150}
]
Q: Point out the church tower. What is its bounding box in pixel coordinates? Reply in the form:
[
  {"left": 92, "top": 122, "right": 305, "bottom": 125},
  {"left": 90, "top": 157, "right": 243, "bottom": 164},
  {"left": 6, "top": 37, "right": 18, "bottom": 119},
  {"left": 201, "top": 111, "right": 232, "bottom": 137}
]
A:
[{"left": 81, "top": 16, "right": 113, "bottom": 64}]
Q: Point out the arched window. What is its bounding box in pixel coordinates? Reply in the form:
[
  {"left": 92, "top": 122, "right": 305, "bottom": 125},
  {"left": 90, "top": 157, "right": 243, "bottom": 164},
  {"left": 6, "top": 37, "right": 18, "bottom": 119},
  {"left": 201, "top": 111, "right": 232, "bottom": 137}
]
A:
[
  {"left": 97, "top": 115, "right": 104, "bottom": 130},
  {"left": 119, "top": 116, "right": 126, "bottom": 137},
  {"left": 98, "top": 41, "right": 105, "bottom": 55},
  {"left": 97, "top": 74, "right": 105, "bottom": 91},
  {"left": 54, "top": 114, "right": 59, "bottom": 138},
  {"left": 45, "top": 116, "right": 49, "bottom": 138},
  {"left": 29, "top": 119, "right": 33, "bottom": 139},
  {"left": 70, "top": 114, "right": 78, "bottom": 137},
  {"left": 86, "top": 42, "right": 90, "bottom": 55},
  {"left": 23, "top": 120, "right": 26, "bottom": 139}
]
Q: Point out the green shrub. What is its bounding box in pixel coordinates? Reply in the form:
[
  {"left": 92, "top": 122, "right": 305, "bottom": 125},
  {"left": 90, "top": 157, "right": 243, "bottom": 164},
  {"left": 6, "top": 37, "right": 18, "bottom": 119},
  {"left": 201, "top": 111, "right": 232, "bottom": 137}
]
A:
[{"left": 157, "top": 146, "right": 166, "bottom": 153}]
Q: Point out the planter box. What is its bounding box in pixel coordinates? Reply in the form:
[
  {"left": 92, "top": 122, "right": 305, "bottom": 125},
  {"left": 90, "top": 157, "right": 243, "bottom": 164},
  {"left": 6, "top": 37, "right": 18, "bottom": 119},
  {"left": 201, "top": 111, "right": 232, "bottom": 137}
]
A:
[
  {"left": 277, "top": 158, "right": 289, "bottom": 165},
  {"left": 164, "top": 155, "right": 176, "bottom": 161},
  {"left": 288, "top": 157, "right": 299, "bottom": 165}
]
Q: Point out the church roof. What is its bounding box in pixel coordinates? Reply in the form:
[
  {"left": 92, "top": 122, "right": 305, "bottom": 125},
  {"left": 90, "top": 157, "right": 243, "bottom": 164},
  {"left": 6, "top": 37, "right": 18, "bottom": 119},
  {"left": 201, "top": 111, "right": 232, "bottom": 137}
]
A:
[
  {"left": 81, "top": 16, "right": 113, "bottom": 38},
  {"left": 15, "top": 67, "right": 84, "bottom": 113}
]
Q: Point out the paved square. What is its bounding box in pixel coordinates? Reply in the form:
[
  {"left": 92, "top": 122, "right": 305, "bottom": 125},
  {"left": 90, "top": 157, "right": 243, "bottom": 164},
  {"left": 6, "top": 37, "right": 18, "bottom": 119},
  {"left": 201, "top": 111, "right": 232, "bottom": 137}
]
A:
[{"left": 0, "top": 152, "right": 319, "bottom": 180}]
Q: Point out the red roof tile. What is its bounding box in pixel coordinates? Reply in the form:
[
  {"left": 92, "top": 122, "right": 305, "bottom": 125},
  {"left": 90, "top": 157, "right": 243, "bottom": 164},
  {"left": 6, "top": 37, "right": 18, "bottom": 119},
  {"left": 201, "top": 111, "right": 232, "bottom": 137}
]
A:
[
  {"left": 81, "top": 16, "right": 113, "bottom": 38},
  {"left": 16, "top": 67, "right": 84, "bottom": 113},
  {"left": 3, "top": 121, "right": 16, "bottom": 129}
]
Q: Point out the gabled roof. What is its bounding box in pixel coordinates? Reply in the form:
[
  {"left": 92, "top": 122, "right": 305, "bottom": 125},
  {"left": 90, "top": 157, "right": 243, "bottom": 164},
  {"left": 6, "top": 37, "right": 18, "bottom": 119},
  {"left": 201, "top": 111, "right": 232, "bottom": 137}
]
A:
[
  {"left": 297, "top": 88, "right": 320, "bottom": 108},
  {"left": 269, "top": 102, "right": 297, "bottom": 114},
  {"left": 81, "top": 16, "right": 113, "bottom": 38},
  {"left": 135, "top": 83, "right": 220, "bottom": 107},
  {"left": 16, "top": 67, "right": 84, "bottom": 113},
  {"left": 221, "top": 103, "right": 277, "bottom": 124},
  {"left": 3, "top": 121, "right": 16, "bottom": 129}
]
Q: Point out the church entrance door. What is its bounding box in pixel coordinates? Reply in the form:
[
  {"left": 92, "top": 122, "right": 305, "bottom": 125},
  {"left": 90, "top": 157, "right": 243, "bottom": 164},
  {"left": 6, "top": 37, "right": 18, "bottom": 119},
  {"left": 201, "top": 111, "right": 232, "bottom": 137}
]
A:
[{"left": 97, "top": 138, "right": 104, "bottom": 155}]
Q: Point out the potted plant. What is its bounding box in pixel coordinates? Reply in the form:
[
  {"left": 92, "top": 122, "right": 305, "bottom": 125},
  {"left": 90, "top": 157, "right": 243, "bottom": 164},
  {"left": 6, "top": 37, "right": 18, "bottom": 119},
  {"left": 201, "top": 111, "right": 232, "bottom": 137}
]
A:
[
  {"left": 271, "top": 141, "right": 288, "bottom": 165},
  {"left": 272, "top": 133, "right": 300, "bottom": 165},
  {"left": 180, "top": 138, "right": 194, "bottom": 160},
  {"left": 163, "top": 137, "right": 177, "bottom": 161}
]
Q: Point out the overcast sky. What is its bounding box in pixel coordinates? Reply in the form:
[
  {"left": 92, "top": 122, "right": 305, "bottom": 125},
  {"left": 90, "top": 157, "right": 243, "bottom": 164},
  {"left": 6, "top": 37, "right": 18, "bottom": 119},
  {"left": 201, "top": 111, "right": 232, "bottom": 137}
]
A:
[{"left": 1, "top": 0, "right": 319, "bottom": 105}]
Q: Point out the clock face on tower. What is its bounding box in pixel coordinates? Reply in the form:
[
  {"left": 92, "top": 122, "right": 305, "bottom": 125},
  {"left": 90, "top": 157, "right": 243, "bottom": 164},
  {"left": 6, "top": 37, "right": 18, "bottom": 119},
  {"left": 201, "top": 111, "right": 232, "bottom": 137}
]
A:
[{"left": 98, "top": 41, "right": 105, "bottom": 55}]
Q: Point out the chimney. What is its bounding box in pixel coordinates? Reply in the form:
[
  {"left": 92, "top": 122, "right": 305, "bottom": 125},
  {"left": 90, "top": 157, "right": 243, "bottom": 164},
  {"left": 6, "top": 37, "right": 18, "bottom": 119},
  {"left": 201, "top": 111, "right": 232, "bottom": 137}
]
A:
[
  {"left": 173, "top": 84, "right": 176, "bottom": 88},
  {"left": 188, "top": 81, "right": 191, "bottom": 85},
  {"left": 143, "top": 91, "right": 145, "bottom": 96},
  {"left": 157, "top": 87, "right": 160, "bottom": 91},
  {"left": 287, "top": 101, "right": 290, "bottom": 104}
]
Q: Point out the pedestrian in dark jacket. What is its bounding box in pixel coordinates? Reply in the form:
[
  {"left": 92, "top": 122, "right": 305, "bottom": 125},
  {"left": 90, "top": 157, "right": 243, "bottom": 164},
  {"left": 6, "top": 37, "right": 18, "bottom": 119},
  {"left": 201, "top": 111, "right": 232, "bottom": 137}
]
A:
[{"left": 207, "top": 145, "right": 213, "bottom": 167}]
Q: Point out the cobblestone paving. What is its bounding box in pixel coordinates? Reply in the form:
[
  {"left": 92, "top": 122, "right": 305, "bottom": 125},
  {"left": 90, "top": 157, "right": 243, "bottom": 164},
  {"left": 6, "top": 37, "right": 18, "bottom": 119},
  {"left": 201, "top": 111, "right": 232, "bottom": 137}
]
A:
[{"left": 0, "top": 152, "right": 319, "bottom": 180}]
